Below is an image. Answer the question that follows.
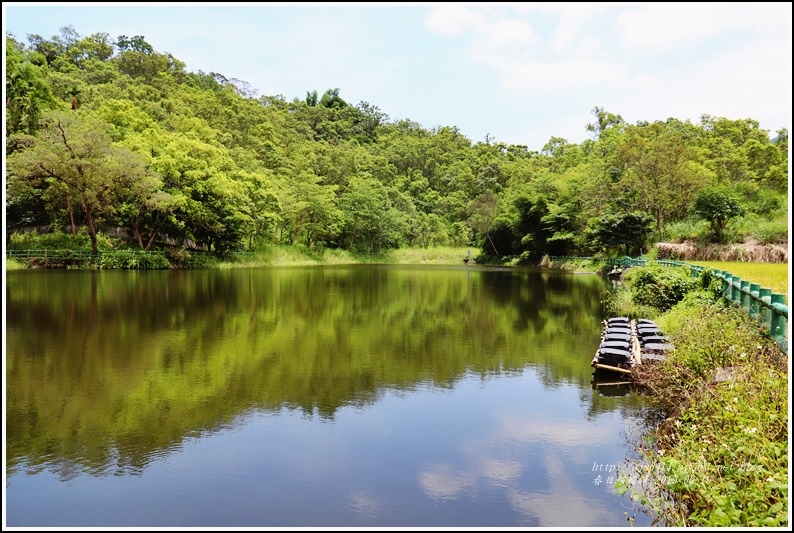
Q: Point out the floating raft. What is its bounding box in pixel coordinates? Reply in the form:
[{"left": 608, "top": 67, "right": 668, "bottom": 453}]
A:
[{"left": 591, "top": 318, "right": 672, "bottom": 375}]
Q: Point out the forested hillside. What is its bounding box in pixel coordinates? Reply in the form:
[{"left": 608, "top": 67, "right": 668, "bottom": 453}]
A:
[{"left": 5, "top": 27, "right": 789, "bottom": 261}]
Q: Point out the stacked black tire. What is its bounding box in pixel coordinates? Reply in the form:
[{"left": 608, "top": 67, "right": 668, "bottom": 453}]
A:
[
  {"left": 594, "top": 317, "right": 634, "bottom": 369},
  {"left": 635, "top": 319, "right": 672, "bottom": 361}
]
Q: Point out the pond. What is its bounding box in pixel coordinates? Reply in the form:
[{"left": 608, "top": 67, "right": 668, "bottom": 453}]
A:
[{"left": 5, "top": 265, "right": 657, "bottom": 527}]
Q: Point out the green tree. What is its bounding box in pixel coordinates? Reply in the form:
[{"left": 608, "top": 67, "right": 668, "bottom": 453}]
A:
[
  {"left": 590, "top": 211, "right": 654, "bottom": 256},
  {"left": 5, "top": 35, "right": 58, "bottom": 135},
  {"left": 116, "top": 35, "right": 154, "bottom": 54},
  {"left": 6, "top": 111, "right": 153, "bottom": 255},
  {"left": 692, "top": 186, "right": 745, "bottom": 243},
  {"left": 319, "top": 87, "right": 347, "bottom": 109},
  {"left": 277, "top": 170, "right": 341, "bottom": 247},
  {"left": 238, "top": 170, "right": 281, "bottom": 250},
  {"left": 305, "top": 90, "right": 318, "bottom": 107},
  {"left": 338, "top": 175, "right": 391, "bottom": 251},
  {"left": 467, "top": 191, "right": 502, "bottom": 256},
  {"left": 614, "top": 122, "right": 706, "bottom": 241},
  {"left": 585, "top": 106, "right": 625, "bottom": 140}
]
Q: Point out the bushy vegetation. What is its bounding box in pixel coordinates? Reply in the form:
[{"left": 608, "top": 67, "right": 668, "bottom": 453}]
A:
[
  {"left": 606, "top": 267, "right": 789, "bottom": 526},
  {"left": 5, "top": 28, "right": 788, "bottom": 267},
  {"left": 625, "top": 264, "right": 700, "bottom": 312},
  {"left": 96, "top": 249, "right": 170, "bottom": 269},
  {"left": 660, "top": 186, "right": 788, "bottom": 246},
  {"left": 601, "top": 284, "right": 661, "bottom": 320},
  {"left": 539, "top": 255, "right": 608, "bottom": 273},
  {"left": 7, "top": 227, "right": 115, "bottom": 251},
  {"left": 5, "top": 257, "right": 27, "bottom": 270}
]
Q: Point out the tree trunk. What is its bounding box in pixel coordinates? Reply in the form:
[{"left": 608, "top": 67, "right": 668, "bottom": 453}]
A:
[
  {"left": 487, "top": 233, "right": 499, "bottom": 256},
  {"left": 132, "top": 222, "right": 145, "bottom": 250},
  {"left": 656, "top": 209, "right": 664, "bottom": 242},
  {"left": 66, "top": 194, "right": 77, "bottom": 235},
  {"left": 291, "top": 215, "right": 304, "bottom": 245},
  {"left": 145, "top": 232, "right": 157, "bottom": 251},
  {"left": 348, "top": 220, "right": 357, "bottom": 250},
  {"left": 84, "top": 208, "right": 98, "bottom": 256}
]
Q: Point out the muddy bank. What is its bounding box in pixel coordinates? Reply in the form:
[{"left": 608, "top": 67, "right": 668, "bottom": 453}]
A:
[{"left": 656, "top": 240, "right": 788, "bottom": 263}]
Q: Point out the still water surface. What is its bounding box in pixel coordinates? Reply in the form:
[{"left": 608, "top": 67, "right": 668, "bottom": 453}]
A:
[{"left": 6, "top": 265, "right": 656, "bottom": 527}]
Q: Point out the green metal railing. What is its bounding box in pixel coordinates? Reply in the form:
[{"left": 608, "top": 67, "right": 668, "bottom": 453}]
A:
[
  {"left": 6, "top": 249, "right": 179, "bottom": 257},
  {"left": 548, "top": 255, "right": 789, "bottom": 354},
  {"left": 6, "top": 249, "right": 102, "bottom": 259}
]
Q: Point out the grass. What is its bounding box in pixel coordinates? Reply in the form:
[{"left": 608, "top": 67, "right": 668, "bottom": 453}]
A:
[
  {"left": 689, "top": 261, "right": 789, "bottom": 301},
  {"left": 214, "top": 245, "right": 474, "bottom": 269},
  {"left": 605, "top": 269, "right": 789, "bottom": 526},
  {"left": 4, "top": 258, "right": 27, "bottom": 270}
]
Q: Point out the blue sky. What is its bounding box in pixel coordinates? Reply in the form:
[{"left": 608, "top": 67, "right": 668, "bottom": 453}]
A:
[{"left": 3, "top": 2, "right": 792, "bottom": 151}]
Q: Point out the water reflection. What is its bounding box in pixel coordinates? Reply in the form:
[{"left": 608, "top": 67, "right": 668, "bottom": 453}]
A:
[{"left": 6, "top": 266, "right": 654, "bottom": 526}]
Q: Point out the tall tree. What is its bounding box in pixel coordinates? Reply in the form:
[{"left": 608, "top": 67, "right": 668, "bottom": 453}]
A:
[
  {"left": 692, "top": 186, "right": 745, "bottom": 243},
  {"left": 614, "top": 122, "right": 707, "bottom": 242},
  {"left": 467, "top": 191, "right": 502, "bottom": 256},
  {"left": 590, "top": 211, "right": 654, "bottom": 256},
  {"left": 6, "top": 111, "right": 153, "bottom": 255},
  {"left": 586, "top": 106, "right": 625, "bottom": 140},
  {"left": 339, "top": 175, "right": 393, "bottom": 251},
  {"left": 5, "top": 35, "right": 58, "bottom": 135}
]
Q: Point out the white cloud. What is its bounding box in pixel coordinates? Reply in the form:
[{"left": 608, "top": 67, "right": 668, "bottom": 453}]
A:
[
  {"left": 495, "top": 57, "right": 629, "bottom": 92},
  {"left": 480, "top": 457, "right": 523, "bottom": 487},
  {"left": 417, "top": 462, "right": 477, "bottom": 500},
  {"left": 617, "top": 3, "right": 791, "bottom": 50},
  {"left": 421, "top": 2, "right": 791, "bottom": 147},
  {"left": 424, "top": 5, "right": 488, "bottom": 36},
  {"left": 615, "top": 31, "right": 791, "bottom": 135},
  {"left": 473, "top": 16, "right": 538, "bottom": 58}
]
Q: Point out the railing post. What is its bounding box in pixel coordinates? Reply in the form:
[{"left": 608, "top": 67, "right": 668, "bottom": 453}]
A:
[
  {"left": 770, "top": 294, "right": 787, "bottom": 344},
  {"left": 720, "top": 272, "right": 728, "bottom": 298},
  {"left": 731, "top": 276, "right": 741, "bottom": 304},
  {"left": 749, "top": 283, "right": 760, "bottom": 319},
  {"left": 759, "top": 288, "right": 772, "bottom": 334},
  {"left": 740, "top": 280, "right": 751, "bottom": 313}
]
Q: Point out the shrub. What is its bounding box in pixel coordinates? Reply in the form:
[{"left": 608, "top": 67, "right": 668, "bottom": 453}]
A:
[
  {"left": 97, "top": 250, "right": 170, "bottom": 269},
  {"left": 665, "top": 218, "right": 710, "bottom": 244},
  {"left": 601, "top": 285, "right": 660, "bottom": 320},
  {"left": 620, "top": 289, "right": 788, "bottom": 527},
  {"left": 628, "top": 265, "right": 699, "bottom": 312},
  {"left": 165, "top": 249, "right": 217, "bottom": 269},
  {"left": 5, "top": 258, "right": 27, "bottom": 270},
  {"left": 7, "top": 228, "right": 114, "bottom": 251},
  {"left": 748, "top": 220, "right": 788, "bottom": 245}
]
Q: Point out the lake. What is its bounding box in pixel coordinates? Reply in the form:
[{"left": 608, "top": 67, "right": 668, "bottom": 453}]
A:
[{"left": 5, "top": 265, "right": 657, "bottom": 527}]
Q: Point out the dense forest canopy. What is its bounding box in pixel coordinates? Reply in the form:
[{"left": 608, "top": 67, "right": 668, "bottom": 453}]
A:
[{"left": 5, "top": 27, "right": 789, "bottom": 260}]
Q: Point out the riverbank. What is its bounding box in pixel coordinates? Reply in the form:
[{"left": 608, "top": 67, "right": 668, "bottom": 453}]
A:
[
  {"left": 216, "top": 245, "right": 476, "bottom": 268},
  {"left": 4, "top": 246, "right": 476, "bottom": 271},
  {"left": 607, "top": 270, "right": 789, "bottom": 526}
]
